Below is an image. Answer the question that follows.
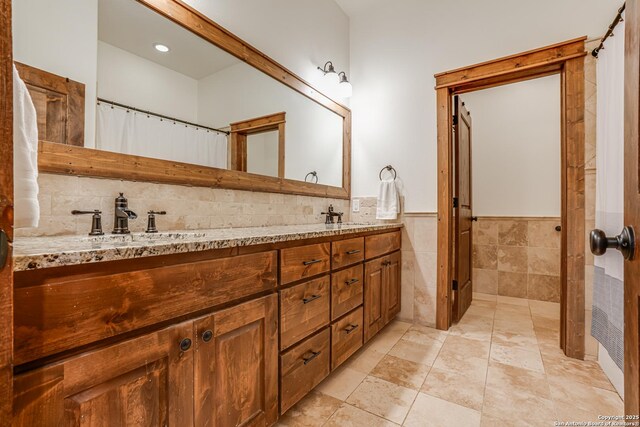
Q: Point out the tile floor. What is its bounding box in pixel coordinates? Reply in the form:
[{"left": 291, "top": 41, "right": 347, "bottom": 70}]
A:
[{"left": 277, "top": 293, "right": 623, "bottom": 427}]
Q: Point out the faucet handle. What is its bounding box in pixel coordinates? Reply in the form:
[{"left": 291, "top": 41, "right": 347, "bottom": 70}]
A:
[
  {"left": 337, "top": 212, "right": 344, "bottom": 224},
  {"left": 72, "top": 210, "right": 104, "bottom": 236},
  {"left": 146, "top": 211, "right": 167, "bottom": 233}
]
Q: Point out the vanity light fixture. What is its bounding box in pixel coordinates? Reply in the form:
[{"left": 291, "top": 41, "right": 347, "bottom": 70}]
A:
[
  {"left": 318, "top": 61, "right": 340, "bottom": 85},
  {"left": 153, "top": 43, "right": 170, "bottom": 53},
  {"left": 337, "top": 72, "right": 353, "bottom": 98}
]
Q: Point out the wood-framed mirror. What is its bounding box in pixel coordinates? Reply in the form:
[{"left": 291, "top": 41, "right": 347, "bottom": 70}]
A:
[{"left": 15, "top": 0, "right": 351, "bottom": 199}]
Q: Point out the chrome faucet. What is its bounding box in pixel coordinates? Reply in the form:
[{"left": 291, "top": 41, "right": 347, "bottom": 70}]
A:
[
  {"left": 113, "top": 193, "right": 137, "bottom": 234},
  {"left": 321, "top": 204, "right": 343, "bottom": 225}
]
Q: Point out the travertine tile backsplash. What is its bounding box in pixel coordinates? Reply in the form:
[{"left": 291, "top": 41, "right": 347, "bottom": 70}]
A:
[
  {"left": 472, "top": 217, "right": 561, "bottom": 302},
  {"left": 16, "top": 173, "right": 350, "bottom": 237}
]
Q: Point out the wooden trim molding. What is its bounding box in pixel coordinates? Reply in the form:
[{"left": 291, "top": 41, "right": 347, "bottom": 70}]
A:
[
  {"left": 14, "top": 61, "right": 85, "bottom": 147},
  {"left": 38, "top": 141, "right": 348, "bottom": 199},
  {"left": 229, "top": 112, "right": 286, "bottom": 177},
  {"left": 0, "top": 0, "right": 14, "bottom": 419},
  {"left": 38, "top": 0, "right": 351, "bottom": 199},
  {"left": 435, "top": 38, "right": 587, "bottom": 360}
]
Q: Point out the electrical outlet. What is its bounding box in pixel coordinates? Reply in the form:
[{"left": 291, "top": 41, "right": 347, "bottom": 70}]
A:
[{"left": 352, "top": 199, "right": 360, "bottom": 212}]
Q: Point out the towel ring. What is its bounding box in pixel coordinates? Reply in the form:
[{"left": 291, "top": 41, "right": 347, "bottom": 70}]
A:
[
  {"left": 305, "top": 171, "right": 318, "bottom": 183},
  {"left": 379, "top": 165, "right": 397, "bottom": 181}
]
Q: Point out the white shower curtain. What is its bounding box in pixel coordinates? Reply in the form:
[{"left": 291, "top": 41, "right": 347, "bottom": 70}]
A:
[
  {"left": 96, "top": 103, "right": 228, "bottom": 169},
  {"left": 591, "top": 14, "right": 625, "bottom": 370}
]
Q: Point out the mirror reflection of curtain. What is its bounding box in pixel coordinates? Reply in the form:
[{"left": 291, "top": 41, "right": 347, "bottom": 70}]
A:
[{"left": 96, "top": 103, "right": 227, "bottom": 168}]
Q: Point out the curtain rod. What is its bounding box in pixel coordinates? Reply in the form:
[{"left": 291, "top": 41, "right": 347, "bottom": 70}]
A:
[
  {"left": 97, "top": 97, "right": 230, "bottom": 135},
  {"left": 592, "top": 3, "right": 626, "bottom": 58}
]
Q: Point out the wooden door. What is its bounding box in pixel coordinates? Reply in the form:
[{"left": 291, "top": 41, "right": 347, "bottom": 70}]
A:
[
  {"left": 364, "top": 257, "right": 386, "bottom": 342},
  {"left": 0, "top": 0, "right": 13, "bottom": 420},
  {"left": 384, "top": 251, "right": 401, "bottom": 323},
  {"left": 453, "top": 96, "right": 473, "bottom": 322},
  {"left": 625, "top": 0, "right": 640, "bottom": 415},
  {"left": 193, "top": 294, "right": 278, "bottom": 427},
  {"left": 13, "top": 321, "right": 195, "bottom": 426}
]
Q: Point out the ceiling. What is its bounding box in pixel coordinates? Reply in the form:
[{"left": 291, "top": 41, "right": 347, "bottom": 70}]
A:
[
  {"left": 334, "top": 0, "right": 387, "bottom": 18},
  {"left": 98, "top": 0, "right": 240, "bottom": 80}
]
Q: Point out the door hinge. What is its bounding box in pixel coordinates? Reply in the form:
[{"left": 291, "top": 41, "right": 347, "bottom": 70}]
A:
[
  {"left": 453, "top": 197, "right": 459, "bottom": 208},
  {"left": 452, "top": 280, "right": 458, "bottom": 291},
  {"left": 0, "top": 229, "right": 8, "bottom": 269}
]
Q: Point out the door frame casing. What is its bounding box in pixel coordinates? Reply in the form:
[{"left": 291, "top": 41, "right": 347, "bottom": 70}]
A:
[
  {"left": 0, "top": 0, "right": 13, "bottom": 419},
  {"left": 434, "top": 37, "right": 587, "bottom": 359}
]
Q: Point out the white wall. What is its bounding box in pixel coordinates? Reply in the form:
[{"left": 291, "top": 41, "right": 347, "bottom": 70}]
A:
[
  {"left": 97, "top": 41, "right": 199, "bottom": 123},
  {"left": 198, "top": 62, "right": 343, "bottom": 186},
  {"left": 183, "top": 0, "right": 350, "bottom": 93},
  {"left": 12, "top": 0, "right": 98, "bottom": 148},
  {"left": 462, "top": 76, "right": 561, "bottom": 217},
  {"left": 347, "top": 0, "right": 618, "bottom": 212}
]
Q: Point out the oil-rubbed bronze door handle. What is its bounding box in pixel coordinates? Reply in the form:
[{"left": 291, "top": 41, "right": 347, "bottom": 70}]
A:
[
  {"left": 590, "top": 227, "right": 636, "bottom": 260},
  {"left": 302, "top": 259, "right": 322, "bottom": 266}
]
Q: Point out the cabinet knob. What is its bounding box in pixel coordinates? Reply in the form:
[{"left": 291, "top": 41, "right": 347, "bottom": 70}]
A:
[
  {"left": 179, "top": 338, "right": 192, "bottom": 351},
  {"left": 202, "top": 330, "right": 213, "bottom": 342}
]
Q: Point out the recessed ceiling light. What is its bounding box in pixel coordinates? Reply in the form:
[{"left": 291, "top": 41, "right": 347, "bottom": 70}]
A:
[{"left": 153, "top": 43, "right": 170, "bottom": 53}]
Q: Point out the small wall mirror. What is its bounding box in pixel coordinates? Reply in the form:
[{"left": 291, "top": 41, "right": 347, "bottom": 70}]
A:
[{"left": 12, "top": 0, "right": 348, "bottom": 194}]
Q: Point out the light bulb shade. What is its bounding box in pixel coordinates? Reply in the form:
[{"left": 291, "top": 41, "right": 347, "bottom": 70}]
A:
[
  {"left": 323, "top": 70, "right": 340, "bottom": 85},
  {"left": 338, "top": 81, "right": 353, "bottom": 98}
]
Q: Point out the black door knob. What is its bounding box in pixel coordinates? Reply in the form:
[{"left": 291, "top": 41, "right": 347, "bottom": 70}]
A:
[
  {"left": 590, "top": 226, "right": 636, "bottom": 260},
  {"left": 202, "top": 330, "right": 213, "bottom": 342},
  {"left": 471, "top": 216, "right": 478, "bottom": 222}
]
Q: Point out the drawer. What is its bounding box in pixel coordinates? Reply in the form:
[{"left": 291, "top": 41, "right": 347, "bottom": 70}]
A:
[
  {"left": 331, "top": 307, "right": 363, "bottom": 370},
  {"left": 331, "top": 264, "right": 363, "bottom": 320},
  {"left": 332, "top": 237, "right": 364, "bottom": 269},
  {"left": 280, "top": 328, "right": 330, "bottom": 414},
  {"left": 14, "top": 251, "right": 278, "bottom": 365},
  {"left": 281, "top": 243, "right": 331, "bottom": 285},
  {"left": 280, "top": 276, "right": 330, "bottom": 350},
  {"left": 365, "top": 231, "right": 401, "bottom": 259}
]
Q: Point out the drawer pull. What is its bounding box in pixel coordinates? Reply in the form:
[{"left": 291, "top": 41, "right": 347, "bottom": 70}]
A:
[
  {"left": 345, "top": 278, "right": 360, "bottom": 286},
  {"left": 302, "top": 294, "right": 321, "bottom": 304},
  {"left": 179, "top": 338, "right": 192, "bottom": 352},
  {"left": 303, "top": 259, "right": 323, "bottom": 266},
  {"left": 382, "top": 260, "right": 391, "bottom": 266},
  {"left": 344, "top": 324, "right": 359, "bottom": 334},
  {"left": 346, "top": 249, "right": 361, "bottom": 255},
  {"left": 302, "top": 350, "right": 321, "bottom": 365}
]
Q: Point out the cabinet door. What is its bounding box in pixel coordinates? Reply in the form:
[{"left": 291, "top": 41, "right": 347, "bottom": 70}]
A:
[
  {"left": 384, "top": 251, "right": 401, "bottom": 324},
  {"left": 194, "top": 294, "right": 278, "bottom": 427},
  {"left": 13, "top": 321, "right": 194, "bottom": 426},
  {"left": 364, "top": 257, "right": 386, "bottom": 342}
]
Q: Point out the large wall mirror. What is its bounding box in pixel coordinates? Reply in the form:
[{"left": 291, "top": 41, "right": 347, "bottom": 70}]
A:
[{"left": 12, "top": 0, "right": 350, "bottom": 198}]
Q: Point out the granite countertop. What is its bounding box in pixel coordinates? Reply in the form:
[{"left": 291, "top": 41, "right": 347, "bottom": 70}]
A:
[{"left": 13, "top": 222, "right": 403, "bottom": 271}]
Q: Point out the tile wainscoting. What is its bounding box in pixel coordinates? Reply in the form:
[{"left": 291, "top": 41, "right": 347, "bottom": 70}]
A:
[
  {"left": 472, "top": 217, "right": 561, "bottom": 303},
  {"left": 17, "top": 173, "right": 351, "bottom": 237}
]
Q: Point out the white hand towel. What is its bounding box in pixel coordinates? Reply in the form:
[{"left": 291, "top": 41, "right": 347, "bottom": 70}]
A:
[
  {"left": 376, "top": 178, "right": 399, "bottom": 220},
  {"left": 13, "top": 64, "right": 40, "bottom": 228}
]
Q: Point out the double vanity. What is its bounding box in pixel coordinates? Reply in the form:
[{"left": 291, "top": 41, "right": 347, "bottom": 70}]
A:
[{"left": 12, "top": 223, "right": 402, "bottom": 426}]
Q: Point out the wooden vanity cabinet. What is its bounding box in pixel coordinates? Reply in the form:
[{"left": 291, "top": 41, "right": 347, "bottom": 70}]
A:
[
  {"left": 13, "top": 320, "right": 195, "bottom": 426},
  {"left": 193, "top": 294, "right": 278, "bottom": 427},
  {"left": 12, "top": 227, "right": 401, "bottom": 426},
  {"left": 364, "top": 247, "right": 402, "bottom": 343}
]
